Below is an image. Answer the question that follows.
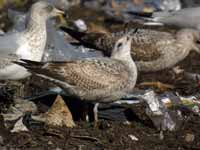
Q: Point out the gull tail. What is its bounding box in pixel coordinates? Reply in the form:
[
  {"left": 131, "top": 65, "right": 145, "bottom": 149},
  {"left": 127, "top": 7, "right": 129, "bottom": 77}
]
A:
[
  {"left": 60, "top": 26, "right": 102, "bottom": 50},
  {"left": 13, "top": 59, "right": 65, "bottom": 80},
  {"left": 13, "top": 59, "right": 47, "bottom": 74},
  {"left": 128, "top": 11, "right": 164, "bottom": 26},
  {"left": 13, "top": 59, "right": 59, "bottom": 81},
  {"left": 14, "top": 59, "right": 72, "bottom": 91}
]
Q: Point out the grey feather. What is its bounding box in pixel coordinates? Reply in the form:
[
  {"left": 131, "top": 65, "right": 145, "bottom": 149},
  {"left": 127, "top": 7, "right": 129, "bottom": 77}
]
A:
[{"left": 145, "top": 7, "right": 200, "bottom": 29}]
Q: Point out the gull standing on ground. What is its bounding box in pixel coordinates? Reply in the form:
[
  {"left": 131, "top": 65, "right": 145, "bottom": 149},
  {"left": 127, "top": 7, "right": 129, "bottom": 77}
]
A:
[
  {"left": 14, "top": 33, "right": 138, "bottom": 124},
  {"left": 0, "top": 1, "right": 64, "bottom": 80},
  {"left": 61, "top": 27, "right": 200, "bottom": 72}
]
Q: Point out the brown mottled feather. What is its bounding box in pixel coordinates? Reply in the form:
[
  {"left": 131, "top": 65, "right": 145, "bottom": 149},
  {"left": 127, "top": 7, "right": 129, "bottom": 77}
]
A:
[
  {"left": 27, "top": 58, "right": 130, "bottom": 91},
  {"left": 81, "top": 29, "right": 174, "bottom": 61},
  {"left": 130, "top": 29, "right": 173, "bottom": 61}
]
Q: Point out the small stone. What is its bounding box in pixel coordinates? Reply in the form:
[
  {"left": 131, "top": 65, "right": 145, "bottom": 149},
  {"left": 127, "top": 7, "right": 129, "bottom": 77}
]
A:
[
  {"left": 0, "top": 136, "right": 3, "bottom": 144},
  {"left": 192, "top": 105, "right": 199, "bottom": 113},
  {"left": 11, "top": 117, "right": 29, "bottom": 133},
  {"left": 185, "top": 133, "right": 195, "bottom": 142},
  {"left": 74, "top": 19, "right": 87, "bottom": 32},
  {"left": 48, "top": 141, "right": 53, "bottom": 145},
  {"left": 128, "top": 134, "right": 139, "bottom": 141},
  {"left": 123, "top": 121, "right": 131, "bottom": 125}
]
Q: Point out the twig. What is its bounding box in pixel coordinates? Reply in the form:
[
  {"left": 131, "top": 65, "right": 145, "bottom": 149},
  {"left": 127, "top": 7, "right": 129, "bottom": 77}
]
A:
[{"left": 70, "top": 135, "right": 100, "bottom": 143}]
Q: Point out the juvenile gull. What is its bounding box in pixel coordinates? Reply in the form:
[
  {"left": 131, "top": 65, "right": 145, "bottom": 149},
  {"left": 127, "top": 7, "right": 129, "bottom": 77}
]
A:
[
  {"left": 61, "top": 27, "right": 200, "bottom": 72},
  {"left": 14, "top": 33, "right": 138, "bottom": 124},
  {"left": 0, "top": 1, "right": 64, "bottom": 80}
]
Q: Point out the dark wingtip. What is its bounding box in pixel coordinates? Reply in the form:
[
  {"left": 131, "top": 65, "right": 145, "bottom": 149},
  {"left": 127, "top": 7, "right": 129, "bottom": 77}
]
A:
[
  {"left": 12, "top": 61, "right": 26, "bottom": 67},
  {"left": 59, "top": 26, "right": 86, "bottom": 40},
  {"left": 20, "top": 59, "right": 42, "bottom": 65},
  {"left": 127, "top": 11, "right": 153, "bottom": 18},
  {"left": 134, "top": 28, "right": 138, "bottom": 33},
  {"left": 13, "top": 59, "right": 44, "bottom": 70}
]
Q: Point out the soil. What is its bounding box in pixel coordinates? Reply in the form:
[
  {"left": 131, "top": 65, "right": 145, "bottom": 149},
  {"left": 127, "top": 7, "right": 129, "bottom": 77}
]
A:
[{"left": 1, "top": 101, "right": 200, "bottom": 150}]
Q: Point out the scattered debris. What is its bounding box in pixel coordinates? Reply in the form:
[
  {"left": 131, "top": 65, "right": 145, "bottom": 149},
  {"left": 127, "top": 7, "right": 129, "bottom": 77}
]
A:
[
  {"left": 192, "top": 105, "right": 200, "bottom": 114},
  {"left": 185, "top": 133, "right": 195, "bottom": 143},
  {"left": 33, "top": 95, "right": 75, "bottom": 128},
  {"left": 45, "top": 95, "right": 75, "bottom": 127},
  {"left": 11, "top": 117, "right": 29, "bottom": 133},
  {"left": 128, "top": 134, "right": 139, "bottom": 141},
  {"left": 70, "top": 135, "right": 100, "bottom": 142},
  {"left": 44, "top": 128, "right": 65, "bottom": 139},
  {"left": 2, "top": 98, "right": 37, "bottom": 122},
  {"left": 139, "top": 81, "right": 174, "bottom": 92},
  {"left": 141, "top": 90, "right": 177, "bottom": 131},
  {"left": 73, "top": 19, "right": 87, "bottom": 32}
]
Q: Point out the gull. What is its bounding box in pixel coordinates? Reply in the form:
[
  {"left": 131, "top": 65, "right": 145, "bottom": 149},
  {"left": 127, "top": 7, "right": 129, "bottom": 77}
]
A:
[
  {"left": 142, "top": 7, "right": 200, "bottom": 30},
  {"left": 14, "top": 33, "right": 138, "bottom": 125},
  {"left": 61, "top": 27, "right": 200, "bottom": 72},
  {"left": 6, "top": 8, "right": 102, "bottom": 62},
  {"left": 0, "top": 1, "right": 64, "bottom": 80}
]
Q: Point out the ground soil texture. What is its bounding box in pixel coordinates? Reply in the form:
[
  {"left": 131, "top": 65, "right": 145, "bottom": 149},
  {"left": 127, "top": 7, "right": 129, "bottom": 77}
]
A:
[{"left": 1, "top": 106, "right": 200, "bottom": 150}]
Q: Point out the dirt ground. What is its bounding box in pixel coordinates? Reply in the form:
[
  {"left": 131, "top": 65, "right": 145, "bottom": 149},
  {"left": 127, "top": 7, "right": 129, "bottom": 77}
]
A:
[{"left": 1, "top": 102, "right": 200, "bottom": 150}]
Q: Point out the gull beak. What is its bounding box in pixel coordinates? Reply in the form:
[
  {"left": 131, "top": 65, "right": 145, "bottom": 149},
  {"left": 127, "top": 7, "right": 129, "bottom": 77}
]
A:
[
  {"left": 53, "top": 8, "right": 65, "bottom": 16},
  {"left": 52, "top": 8, "right": 66, "bottom": 23}
]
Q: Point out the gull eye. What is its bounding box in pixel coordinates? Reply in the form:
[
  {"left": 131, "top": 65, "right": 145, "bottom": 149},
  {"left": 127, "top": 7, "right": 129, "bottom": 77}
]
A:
[
  {"left": 46, "top": 5, "right": 53, "bottom": 12},
  {"left": 117, "top": 42, "right": 122, "bottom": 49}
]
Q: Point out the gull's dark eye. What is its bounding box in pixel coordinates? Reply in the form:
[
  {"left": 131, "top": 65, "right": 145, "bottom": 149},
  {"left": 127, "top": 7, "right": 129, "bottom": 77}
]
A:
[
  {"left": 117, "top": 42, "right": 122, "bottom": 49},
  {"left": 46, "top": 5, "right": 53, "bottom": 12}
]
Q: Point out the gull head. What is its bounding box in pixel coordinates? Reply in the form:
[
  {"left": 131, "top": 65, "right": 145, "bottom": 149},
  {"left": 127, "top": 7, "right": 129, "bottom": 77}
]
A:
[
  {"left": 176, "top": 29, "right": 200, "bottom": 54},
  {"left": 111, "top": 31, "right": 134, "bottom": 60},
  {"left": 30, "top": 1, "right": 64, "bottom": 21}
]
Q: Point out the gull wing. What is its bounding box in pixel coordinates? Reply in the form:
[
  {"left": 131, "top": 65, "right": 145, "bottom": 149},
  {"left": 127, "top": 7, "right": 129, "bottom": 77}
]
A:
[
  {"left": 15, "top": 58, "right": 130, "bottom": 91},
  {"left": 131, "top": 29, "right": 174, "bottom": 61}
]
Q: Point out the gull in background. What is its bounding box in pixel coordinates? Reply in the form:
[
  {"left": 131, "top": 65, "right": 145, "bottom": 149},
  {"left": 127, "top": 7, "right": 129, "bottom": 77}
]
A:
[
  {"left": 61, "top": 27, "right": 200, "bottom": 72},
  {"left": 142, "top": 7, "right": 200, "bottom": 30},
  {"left": 5, "top": 7, "right": 102, "bottom": 63},
  {"left": 0, "top": 1, "right": 64, "bottom": 80}
]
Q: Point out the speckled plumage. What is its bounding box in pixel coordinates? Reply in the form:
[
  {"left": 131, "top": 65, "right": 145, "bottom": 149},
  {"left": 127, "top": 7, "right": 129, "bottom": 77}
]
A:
[
  {"left": 15, "top": 34, "right": 137, "bottom": 103},
  {"left": 62, "top": 27, "right": 200, "bottom": 72},
  {"left": 0, "top": 1, "right": 63, "bottom": 80}
]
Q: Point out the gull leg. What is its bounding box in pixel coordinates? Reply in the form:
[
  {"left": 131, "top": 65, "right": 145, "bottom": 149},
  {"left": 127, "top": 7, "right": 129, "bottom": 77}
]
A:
[{"left": 93, "top": 103, "right": 99, "bottom": 128}]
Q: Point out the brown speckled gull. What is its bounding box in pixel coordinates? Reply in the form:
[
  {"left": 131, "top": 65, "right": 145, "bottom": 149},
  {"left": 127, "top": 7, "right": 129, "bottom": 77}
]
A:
[
  {"left": 61, "top": 27, "right": 200, "bottom": 72},
  {"left": 0, "top": 1, "right": 64, "bottom": 80},
  {"left": 14, "top": 33, "right": 138, "bottom": 123}
]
